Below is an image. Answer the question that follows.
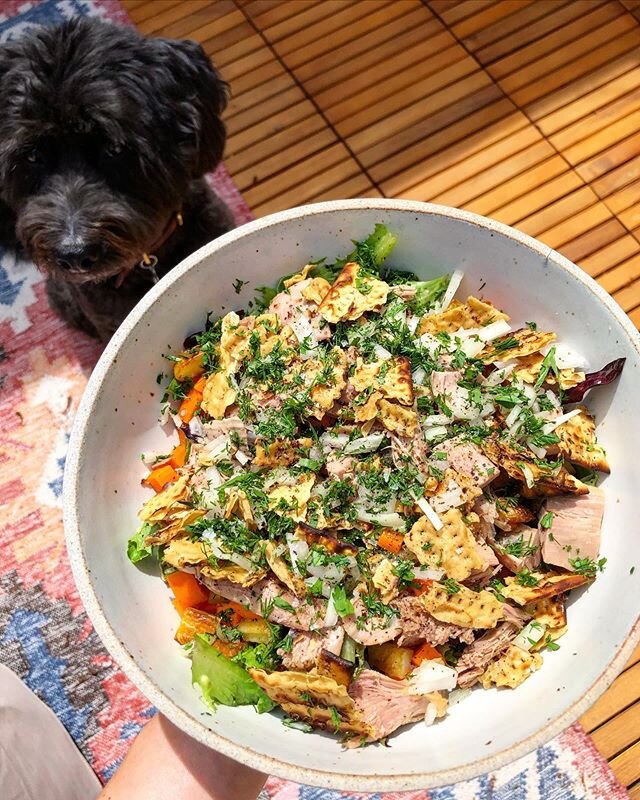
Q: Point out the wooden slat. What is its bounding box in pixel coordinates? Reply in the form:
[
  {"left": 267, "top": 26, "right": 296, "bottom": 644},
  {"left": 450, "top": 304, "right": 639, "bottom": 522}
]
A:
[
  {"left": 333, "top": 54, "right": 478, "bottom": 139},
  {"left": 538, "top": 66, "right": 640, "bottom": 140},
  {"left": 146, "top": 0, "right": 236, "bottom": 39},
  {"left": 591, "top": 701, "right": 640, "bottom": 759},
  {"left": 242, "top": 0, "right": 336, "bottom": 32},
  {"left": 470, "top": 0, "right": 576, "bottom": 61},
  {"left": 125, "top": 1, "right": 181, "bottom": 25},
  {"left": 302, "top": 10, "right": 445, "bottom": 96},
  {"left": 488, "top": 3, "right": 626, "bottom": 82},
  {"left": 598, "top": 252, "right": 640, "bottom": 294},
  {"left": 373, "top": 89, "right": 514, "bottom": 187},
  {"left": 225, "top": 115, "right": 329, "bottom": 175},
  {"left": 250, "top": 0, "right": 356, "bottom": 42},
  {"left": 400, "top": 126, "right": 545, "bottom": 202},
  {"left": 580, "top": 234, "right": 640, "bottom": 278},
  {"left": 448, "top": 0, "right": 539, "bottom": 41},
  {"left": 525, "top": 44, "right": 640, "bottom": 121},
  {"left": 272, "top": 0, "right": 401, "bottom": 65},
  {"left": 318, "top": 28, "right": 456, "bottom": 120},
  {"left": 561, "top": 218, "right": 628, "bottom": 264},
  {"left": 349, "top": 70, "right": 494, "bottom": 157},
  {"left": 581, "top": 662, "right": 640, "bottom": 731},
  {"left": 488, "top": 169, "right": 584, "bottom": 228},
  {"left": 136, "top": 0, "right": 213, "bottom": 34},
  {"left": 609, "top": 740, "right": 640, "bottom": 787},
  {"left": 629, "top": 782, "right": 640, "bottom": 800}
]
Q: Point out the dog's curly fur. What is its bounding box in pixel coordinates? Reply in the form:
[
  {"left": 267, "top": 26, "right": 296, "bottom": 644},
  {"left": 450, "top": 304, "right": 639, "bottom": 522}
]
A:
[{"left": 0, "top": 18, "right": 234, "bottom": 341}]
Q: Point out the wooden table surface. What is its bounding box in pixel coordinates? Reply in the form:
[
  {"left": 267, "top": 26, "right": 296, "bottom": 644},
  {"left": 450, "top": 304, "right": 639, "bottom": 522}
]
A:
[{"left": 123, "top": 0, "right": 640, "bottom": 792}]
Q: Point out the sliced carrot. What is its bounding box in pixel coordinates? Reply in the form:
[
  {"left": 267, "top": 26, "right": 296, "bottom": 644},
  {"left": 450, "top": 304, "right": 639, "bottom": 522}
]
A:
[
  {"left": 141, "top": 463, "right": 179, "bottom": 493},
  {"left": 193, "top": 376, "right": 207, "bottom": 393},
  {"left": 412, "top": 642, "right": 441, "bottom": 666},
  {"left": 169, "top": 428, "right": 188, "bottom": 468},
  {"left": 409, "top": 578, "right": 433, "bottom": 596},
  {"left": 174, "top": 607, "right": 219, "bottom": 645},
  {"left": 213, "top": 600, "right": 261, "bottom": 621},
  {"left": 178, "top": 387, "right": 202, "bottom": 423},
  {"left": 166, "top": 571, "right": 210, "bottom": 616},
  {"left": 174, "top": 351, "right": 205, "bottom": 382},
  {"left": 377, "top": 529, "right": 404, "bottom": 554}
]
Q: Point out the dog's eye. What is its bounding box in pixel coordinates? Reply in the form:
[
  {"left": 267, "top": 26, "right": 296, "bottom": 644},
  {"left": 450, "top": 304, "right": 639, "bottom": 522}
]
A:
[
  {"left": 104, "top": 144, "right": 123, "bottom": 158},
  {"left": 26, "top": 150, "right": 40, "bottom": 164}
]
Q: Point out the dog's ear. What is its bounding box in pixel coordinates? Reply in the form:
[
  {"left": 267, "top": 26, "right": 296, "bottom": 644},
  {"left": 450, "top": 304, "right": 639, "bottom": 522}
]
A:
[{"left": 145, "top": 37, "right": 229, "bottom": 176}]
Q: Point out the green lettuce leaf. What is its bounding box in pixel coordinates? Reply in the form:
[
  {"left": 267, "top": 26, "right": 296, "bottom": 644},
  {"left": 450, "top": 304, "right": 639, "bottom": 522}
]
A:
[
  {"left": 126, "top": 522, "right": 157, "bottom": 564},
  {"left": 191, "top": 635, "right": 275, "bottom": 714}
]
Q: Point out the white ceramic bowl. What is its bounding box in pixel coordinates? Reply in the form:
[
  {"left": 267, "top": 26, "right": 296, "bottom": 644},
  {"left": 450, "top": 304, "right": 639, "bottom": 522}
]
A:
[{"left": 64, "top": 199, "right": 640, "bottom": 791}]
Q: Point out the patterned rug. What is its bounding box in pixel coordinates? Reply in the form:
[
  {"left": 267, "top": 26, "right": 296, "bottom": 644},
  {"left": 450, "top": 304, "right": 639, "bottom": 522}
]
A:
[{"left": 0, "top": 1, "right": 629, "bottom": 797}]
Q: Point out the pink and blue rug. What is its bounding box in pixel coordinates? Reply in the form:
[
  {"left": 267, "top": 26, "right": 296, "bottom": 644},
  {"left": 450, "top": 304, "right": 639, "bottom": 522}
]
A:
[{"left": 0, "top": 1, "right": 630, "bottom": 797}]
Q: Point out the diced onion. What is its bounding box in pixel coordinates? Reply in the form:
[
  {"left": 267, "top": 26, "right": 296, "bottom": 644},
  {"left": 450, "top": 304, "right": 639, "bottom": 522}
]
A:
[
  {"left": 235, "top": 450, "right": 250, "bottom": 466},
  {"left": 374, "top": 344, "right": 392, "bottom": 360},
  {"left": 484, "top": 364, "right": 516, "bottom": 386},
  {"left": 417, "top": 497, "right": 443, "bottom": 531},
  {"left": 418, "top": 332, "right": 441, "bottom": 355},
  {"left": 424, "top": 425, "right": 449, "bottom": 441},
  {"left": 320, "top": 432, "right": 350, "bottom": 449},
  {"left": 355, "top": 509, "right": 405, "bottom": 529},
  {"left": 423, "top": 414, "right": 451, "bottom": 427},
  {"left": 424, "top": 701, "right": 439, "bottom": 727},
  {"left": 204, "top": 466, "right": 223, "bottom": 488},
  {"left": 290, "top": 316, "right": 318, "bottom": 359},
  {"left": 505, "top": 404, "right": 522, "bottom": 429},
  {"left": 438, "top": 269, "right": 464, "bottom": 314},
  {"left": 520, "top": 463, "right": 535, "bottom": 489},
  {"left": 478, "top": 318, "right": 512, "bottom": 342},
  {"left": 513, "top": 620, "right": 546, "bottom": 651},
  {"left": 527, "top": 442, "right": 547, "bottom": 460},
  {"left": 189, "top": 417, "right": 205, "bottom": 439},
  {"left": 460, "top": 337, "right": 486, "bottom": 358},
  {"left": 141, "top": 451, "right": 163, "bottom": 467},
  {"left": 448, "top": 687, "right": 471, "bottom": 707},
  {"left": 323, "top": 592, "right": 339, "bottom": 628},
  {"left": 412, "top": 367, "right": 426, "bottom": 385},
  {"left": 344, "top": 433, "right": 385, "bottom": 455},
  {"left": 546, "top": 408, "right": 582, "bottom": 430},
  {"left": 545, "top": 389, "right": 561, "bottom": 409},
  {"left": 458, "top": 318, "right": 512, "bottom": 344},
  {"left": 522, "top": 382, "right": 537, "bottom": 405},
  {"left": 201, "top": 532, "right": 253, "bottom": 571},
  {"left": 409, "top": 661, "right": 457, "bottom": 694},
  {"left": 414, "top": 566, "right": 444, "bottom": 581},
  {"left": 545, "top": 342, "right": 588, "bottom": 371},
  {"left": 287, "top": 533, "right": 309, "bottom": 577}
]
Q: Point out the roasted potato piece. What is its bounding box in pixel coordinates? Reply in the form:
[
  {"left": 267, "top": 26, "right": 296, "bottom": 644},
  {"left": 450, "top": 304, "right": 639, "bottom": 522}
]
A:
[
  {"left": 175, "top": 607, "right": 219, "bottom": 645},
  {"left": 316, "top": 649, "right": 355, "bottom": 687},
  {"left": 237, "top": 618, "right": 272, "bottom": 644},
  {"left": 367, "top": 642, "right": 414, "bottom": 680},
  {"left": 174, "top": 350, "right": 205, "bottom": 382}
]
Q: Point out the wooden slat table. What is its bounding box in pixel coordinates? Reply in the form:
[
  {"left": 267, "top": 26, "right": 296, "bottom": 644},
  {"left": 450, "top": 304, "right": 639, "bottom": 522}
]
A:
[{"left": 123, "top": 0, "right": 640, "bottom": 792}]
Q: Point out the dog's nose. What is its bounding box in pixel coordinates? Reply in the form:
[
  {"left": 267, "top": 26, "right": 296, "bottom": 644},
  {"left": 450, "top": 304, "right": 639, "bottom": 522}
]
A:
[{"left": 54, "top": 244, "right": 100, "bottom": 271}]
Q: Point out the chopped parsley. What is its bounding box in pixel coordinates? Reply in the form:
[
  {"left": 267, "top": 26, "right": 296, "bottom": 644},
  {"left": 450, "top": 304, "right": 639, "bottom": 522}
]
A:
[
  {"left": 515, "top": 569, "right": 539, "bottom": 587},
  {"left": 441, "top": 578, "right": 461, "bottom": 595},
  {"left": 539, "top": 511, "right": 554, "bottom": 529},
  {"left": 568, "top": 556, "right": 607, "bottom": 578}
]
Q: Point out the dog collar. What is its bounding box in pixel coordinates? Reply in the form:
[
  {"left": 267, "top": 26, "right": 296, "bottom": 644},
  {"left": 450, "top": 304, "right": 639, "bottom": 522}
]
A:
[{"left": 114, "top": 210, "right": 183, "bottom": 288}]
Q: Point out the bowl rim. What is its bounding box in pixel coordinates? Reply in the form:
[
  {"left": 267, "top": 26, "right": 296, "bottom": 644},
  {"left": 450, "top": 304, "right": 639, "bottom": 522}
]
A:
[{"left": 63, "top": 198, "right": 640, "bottom": 791}]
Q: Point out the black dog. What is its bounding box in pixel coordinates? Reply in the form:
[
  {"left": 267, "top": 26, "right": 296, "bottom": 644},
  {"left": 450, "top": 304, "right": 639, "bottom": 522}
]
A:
[{"left": 0, "top": 18, "right": 234, "bottom": 341}]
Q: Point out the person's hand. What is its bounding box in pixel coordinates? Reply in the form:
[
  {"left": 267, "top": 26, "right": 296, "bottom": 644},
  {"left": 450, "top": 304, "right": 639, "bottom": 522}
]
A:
[{"left": 99, "top": 713, "right": 266, "bottom": 800}]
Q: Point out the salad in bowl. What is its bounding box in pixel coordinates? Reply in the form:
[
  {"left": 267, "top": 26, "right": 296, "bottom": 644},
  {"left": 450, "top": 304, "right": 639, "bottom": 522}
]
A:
[{"left": 128, "top": 225, "right": 623, "bottom": 745}]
